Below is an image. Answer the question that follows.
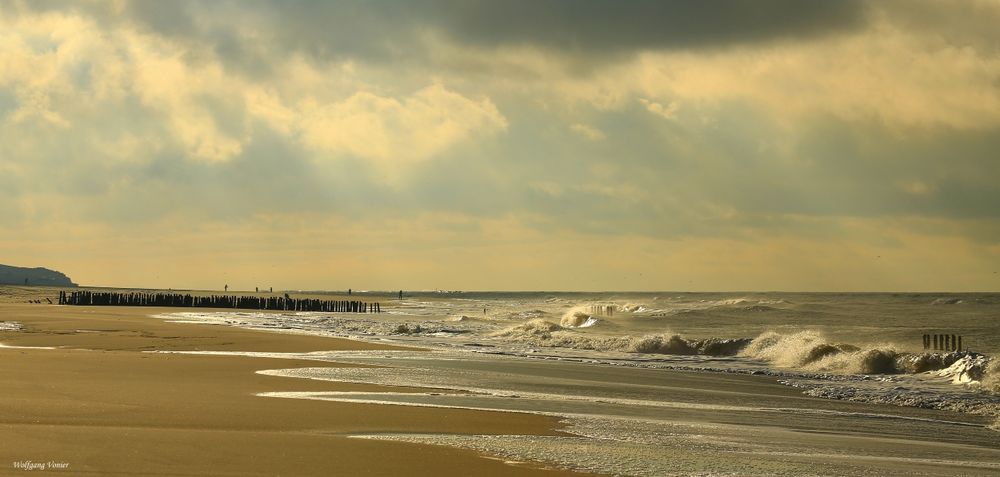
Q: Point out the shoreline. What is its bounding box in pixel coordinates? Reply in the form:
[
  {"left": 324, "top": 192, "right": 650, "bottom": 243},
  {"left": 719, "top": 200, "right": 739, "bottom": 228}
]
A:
[
  {"left": 0, "top": 299, "right": 592, "bottom": 476},
  {"left": 4, "top": 286, "right": 1000, "bottom": 475}
]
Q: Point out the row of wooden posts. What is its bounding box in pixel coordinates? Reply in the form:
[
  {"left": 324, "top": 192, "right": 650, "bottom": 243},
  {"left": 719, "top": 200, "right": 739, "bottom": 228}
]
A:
[
  {"left": 590, "top": 304, "right": 614, "bottom": 316},
  {"left": 58, "top": 291, "right": 382, "bottom": 313},
  {"left": 922, "top": 333, "right": 963, "bottom": 352}
]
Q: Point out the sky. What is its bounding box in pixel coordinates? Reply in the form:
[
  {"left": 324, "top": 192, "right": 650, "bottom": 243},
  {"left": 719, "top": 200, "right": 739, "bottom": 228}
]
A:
[{"left": 1, "top": 0, "right": 999, "bottom": 292}]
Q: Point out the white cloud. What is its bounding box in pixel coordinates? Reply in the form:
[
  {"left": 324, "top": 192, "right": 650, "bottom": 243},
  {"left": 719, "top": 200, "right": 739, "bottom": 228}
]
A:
[
  {"left": 569, "top": 123, "right": 605, "bottom": 141},
  {"left": 296, "top": 84, "right": 507, "bottom": 165},
  {"left": 0, "top": 10, "right": 508, "bottom": 168},
  {"left": 0, "top": 10, "right": 246, "bottom": 162},
  {"left": 638, "top": 98, "right": 678, "bottom": 120}
]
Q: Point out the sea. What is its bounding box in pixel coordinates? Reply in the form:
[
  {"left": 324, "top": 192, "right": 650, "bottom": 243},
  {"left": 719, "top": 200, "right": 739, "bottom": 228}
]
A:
[{"left": 154, "top": 292, "right": 1000, "bottom": 476}]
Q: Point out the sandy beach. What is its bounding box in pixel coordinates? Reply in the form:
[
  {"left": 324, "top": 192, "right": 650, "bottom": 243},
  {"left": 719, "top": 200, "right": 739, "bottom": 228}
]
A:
[
  {"left": 0, "top": 287, "right": 588, "bottom": 476},
  {"left": 3, "top": 286, "right": 1000, "bottom": 476}
]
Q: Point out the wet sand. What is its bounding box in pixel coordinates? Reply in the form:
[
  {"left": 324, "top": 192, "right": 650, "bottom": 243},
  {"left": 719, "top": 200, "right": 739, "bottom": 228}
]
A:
[
  {"left": 0, "top": 291, "right": 589, "bottom": 476},
  {"left": 3, "top": 286, "right": 999, "bottom": 476}
]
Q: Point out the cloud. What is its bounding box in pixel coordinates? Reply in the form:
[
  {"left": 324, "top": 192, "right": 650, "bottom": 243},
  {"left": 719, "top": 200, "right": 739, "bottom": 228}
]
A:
[
  {"left": 3, "top": 0, "right": 871, "bottom": 80},
  {"left": 1, "top": 1, "right": 999, "bottom": 290},
  {"left": 569, "top": 123, "right": 605, "bottom": 141},
  {"left": 0, "top": 8, "right": 245, "bottom": 161},
  {"left": 296, "top": 84, "right": 508, "bottom": 167},
  {"left": 0, "top": 7, "right": 507, "bottom": 169},
  {"left": 420, "top": 0, "right": 867, "bottom": 53},
  {"left": 884, "top": 0, "right": 1000, "bottom": 54},
  {"left": 896, "top": 179, "right": 936, "bottom": 196},
  {"left": 517, "top": 16, "right": 1000, "bottom": 130},
  {"left": 639, "top": 98, "right": 678, "bottom": 120}
]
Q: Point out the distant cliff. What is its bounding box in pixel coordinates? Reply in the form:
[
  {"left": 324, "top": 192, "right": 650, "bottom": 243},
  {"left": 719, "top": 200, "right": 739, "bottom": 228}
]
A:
[{"left": 0, "top": 264, "right": 77, "bottom": 287}]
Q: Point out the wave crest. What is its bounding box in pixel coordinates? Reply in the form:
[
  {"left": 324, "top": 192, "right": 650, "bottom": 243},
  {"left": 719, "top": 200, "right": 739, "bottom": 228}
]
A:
[
  {"left": 740, "top": 330, "right": 1000, "bottom": 379},
  {"left": 492, "top": 319, "right": 564, "bottom": 338},
  {"left": 984, "top": 359, "right": 1000, "bottom": 392},
  {"left": 740, "top": 331, "right": 900, "bottom": 373},
  {"left": 560, "top": 310, "right": 595, "bottom": 328},
  {"left": 492, "top": 321, "right": 750, "bottom": 356}
]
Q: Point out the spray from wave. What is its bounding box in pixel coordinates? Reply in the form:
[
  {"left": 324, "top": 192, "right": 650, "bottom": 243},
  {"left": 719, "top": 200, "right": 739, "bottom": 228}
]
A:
[
  {"left": 491, "top": 320, "right": 750, "bottom": 356},
  {"left": 739, "top": 330, "right": 999, "bottom": 381},
  {"left": 560, "top": 307, "right": 599, "bottom": 328},
  {"left": 738, "top": 331, "right": 880, "bottom": 372},
  {"left": 985, "top": 360, "right": 1000, "bottom": 392},
  {"left": 988, "top": 362, "right": 1000, "bottom": 430},
  {"left": 494, "top": 324, "right": 999, "bottom": 386}
]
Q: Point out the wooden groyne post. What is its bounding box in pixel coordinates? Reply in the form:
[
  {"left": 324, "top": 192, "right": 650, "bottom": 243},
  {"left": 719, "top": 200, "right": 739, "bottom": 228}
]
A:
[
  {"left": 923, "top": 333, "right": 964, "bottom": 352},
  {"left": 588, "top": 304, "right": 616, "bottom": 317}
]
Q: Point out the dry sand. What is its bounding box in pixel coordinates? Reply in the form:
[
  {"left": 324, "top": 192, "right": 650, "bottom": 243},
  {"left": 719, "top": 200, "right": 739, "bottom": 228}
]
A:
[
  {"left": 0, "top": 287, "right": 590, "bottom": 476},
  {"left": 6, "top": 286, "right": 999, "bottom": 476}
]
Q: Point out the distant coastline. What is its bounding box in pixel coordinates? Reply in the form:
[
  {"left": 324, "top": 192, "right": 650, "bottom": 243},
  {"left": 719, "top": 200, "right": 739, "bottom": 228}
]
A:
[{"left": 0, "top": 264, "right": 77, "bottom": 287}]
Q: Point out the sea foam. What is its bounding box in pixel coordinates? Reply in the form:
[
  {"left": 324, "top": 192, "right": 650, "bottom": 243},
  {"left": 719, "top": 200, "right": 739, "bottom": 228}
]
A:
[
  {"left": 491, "top": 320, "right": 750, "bottom": 356},
  {"left": 739, "top": 330, "right": 998, "bottom": 380}
]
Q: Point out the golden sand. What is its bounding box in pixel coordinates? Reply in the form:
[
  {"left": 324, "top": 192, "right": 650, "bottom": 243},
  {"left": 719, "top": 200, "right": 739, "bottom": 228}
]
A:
[{"left": 0, "top": 287, "right": 590, "bottom": 476}]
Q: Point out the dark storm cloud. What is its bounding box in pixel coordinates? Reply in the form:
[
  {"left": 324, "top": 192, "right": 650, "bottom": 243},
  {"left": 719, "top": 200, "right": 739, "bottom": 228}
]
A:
[
  {"left": 5, "top": 0, "right": 869, "bottom": 68},
  {"left": 423, "top": 0, "right": 867, "bottom": 52},
  {"left": 140, "top": 0, "right": 869, "bottom": 49}
]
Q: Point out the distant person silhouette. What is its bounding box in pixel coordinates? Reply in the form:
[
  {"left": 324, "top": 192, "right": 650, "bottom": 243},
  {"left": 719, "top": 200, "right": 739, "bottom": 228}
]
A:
[{"left": 225, "top": 284, "right": 228, "bottom": 292}]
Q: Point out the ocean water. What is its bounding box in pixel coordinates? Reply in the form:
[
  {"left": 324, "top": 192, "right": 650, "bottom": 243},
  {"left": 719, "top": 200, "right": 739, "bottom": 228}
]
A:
[{"left": 154, "top": 292, "right": 1000, "bottom": 476}]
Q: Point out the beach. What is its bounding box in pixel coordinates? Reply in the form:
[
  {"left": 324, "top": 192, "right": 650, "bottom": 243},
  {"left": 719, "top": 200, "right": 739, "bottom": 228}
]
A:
[
  {"left": 0, "top": 288, "right": 585, "bottom": 476},
  {"left": 2, "top": 287, "right": 1000, "bottom": 476}
]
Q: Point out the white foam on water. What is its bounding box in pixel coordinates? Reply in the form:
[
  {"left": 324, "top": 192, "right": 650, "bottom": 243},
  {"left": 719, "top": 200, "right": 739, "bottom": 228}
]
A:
[
  {"left": 934, "top": 354, "right": 991, "bottom": 384},
  {"left": 576, "top": 317, "right": 599, "bottom": 328},
  {"left": 558, "top": 309, "right": 593, "bottom": 328}
]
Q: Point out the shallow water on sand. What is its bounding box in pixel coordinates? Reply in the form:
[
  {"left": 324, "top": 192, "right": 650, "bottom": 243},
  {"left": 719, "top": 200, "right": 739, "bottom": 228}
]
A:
[{"left": 154, "top": 292, "right": 1000, "bottom": 475}]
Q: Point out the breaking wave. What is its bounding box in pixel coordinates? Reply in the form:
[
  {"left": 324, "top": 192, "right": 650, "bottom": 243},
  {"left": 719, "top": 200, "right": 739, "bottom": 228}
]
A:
[
  {"left": 985, "top": 360, "right": 1000, "bottom": 393},
  {"left": 739, "top": 331, "right": 871, "bottom": 371},
  {"left": 560, "top": 308, "right": 595, "bottom": 328},
  {"left": 492, "top": 324, "right": 999, "bottom": 385},
  {"left": 491, "top": 320, "right": 751, "bottom": 356},
  {"left": 619, "top": 304, "right": 649, "bottom": 313},
  {"left": 740, "top": 330, "right": 998, "bottom": 382},
  {"left": 505, "top": 309, "right": 549, "bottom": 320}
]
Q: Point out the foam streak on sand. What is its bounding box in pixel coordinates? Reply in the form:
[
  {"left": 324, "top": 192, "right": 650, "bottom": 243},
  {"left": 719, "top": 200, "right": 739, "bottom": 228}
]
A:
[
  {"left": 0, "top": 343, "right": 57, "bottom": 349},
  {"left": 253, "top": 367, "right": 984, "bottom": 427}
]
